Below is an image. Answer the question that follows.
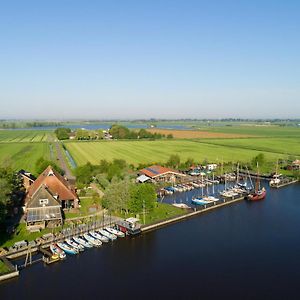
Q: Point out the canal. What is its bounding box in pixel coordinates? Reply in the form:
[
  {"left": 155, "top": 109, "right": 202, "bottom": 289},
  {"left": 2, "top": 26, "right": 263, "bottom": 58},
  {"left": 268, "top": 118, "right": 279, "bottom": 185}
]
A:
[{"left": 1, "top": 183, "right": 300, "bottom": 299}]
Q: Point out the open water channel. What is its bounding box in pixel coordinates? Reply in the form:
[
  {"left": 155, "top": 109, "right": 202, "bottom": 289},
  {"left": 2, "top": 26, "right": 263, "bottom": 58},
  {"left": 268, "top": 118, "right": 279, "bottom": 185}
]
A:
[{"left": 1, "top": 183, "right": 300, "bottom": 299}]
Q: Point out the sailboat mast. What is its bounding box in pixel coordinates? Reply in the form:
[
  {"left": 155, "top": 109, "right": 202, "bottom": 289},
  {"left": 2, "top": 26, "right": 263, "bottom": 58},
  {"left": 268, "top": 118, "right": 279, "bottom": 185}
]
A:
[{"left": 255, "top": 162, "right": 259, "bottom": 193}]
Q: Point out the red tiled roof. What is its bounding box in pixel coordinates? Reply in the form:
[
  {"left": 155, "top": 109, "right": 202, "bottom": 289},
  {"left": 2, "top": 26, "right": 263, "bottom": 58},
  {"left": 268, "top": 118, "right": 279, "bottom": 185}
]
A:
[
  {"left": 26, "top": 166, "right": 77, "bottom": 204},
  {"left": 139, "top": 165, "right": 184, "bottom": 178}
]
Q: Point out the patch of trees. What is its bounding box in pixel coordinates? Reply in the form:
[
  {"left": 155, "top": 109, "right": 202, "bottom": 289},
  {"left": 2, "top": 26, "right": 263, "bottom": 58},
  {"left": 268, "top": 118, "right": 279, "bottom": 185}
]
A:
[
  {"left": 75, "top": 159, "right": 128, "bottom": 187},
  {"left": 109, "top": 124, "right": 171, "bottom": 140},
  {"left": 55, "top": 127, "right": 71, "bottom": 140},
  {"left": 102, "top": 180, "right": 157, "bottom": 215},
  {"left": 0, "top": 168, "right": 22, "bottom": 224},
  {"left": 35, "top": 157, "right": 65, "bottom": 176},
  {"left": 75, "top": 129, "right": 104, "bottom": 140},
  {"left": 75, "top": 159, "right": 157, "bottom": 215}
]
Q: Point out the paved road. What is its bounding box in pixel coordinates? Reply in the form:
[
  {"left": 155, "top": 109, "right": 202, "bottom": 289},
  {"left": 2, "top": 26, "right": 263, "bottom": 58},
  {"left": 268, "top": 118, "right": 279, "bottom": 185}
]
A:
[{"left": 55, "top": 141, "right": 76, "bottom": 181}]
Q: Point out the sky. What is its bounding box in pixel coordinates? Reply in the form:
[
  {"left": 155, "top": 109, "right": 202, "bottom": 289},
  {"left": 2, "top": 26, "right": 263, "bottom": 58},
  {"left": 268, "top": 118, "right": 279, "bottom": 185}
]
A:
[{"left": 0, "top": 0, "right": 299, "bottom": 119}]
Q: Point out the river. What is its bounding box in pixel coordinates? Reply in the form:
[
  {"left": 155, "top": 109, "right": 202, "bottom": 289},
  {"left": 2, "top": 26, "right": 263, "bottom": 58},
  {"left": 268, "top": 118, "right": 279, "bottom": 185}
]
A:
[{"left": 1, "top": 183, "right": 300, "bottom": 299}]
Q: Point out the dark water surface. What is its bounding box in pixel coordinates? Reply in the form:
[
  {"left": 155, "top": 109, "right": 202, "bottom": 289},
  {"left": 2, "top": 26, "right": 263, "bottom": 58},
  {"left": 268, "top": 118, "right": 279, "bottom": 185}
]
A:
[{"left": 1, "top": 184, "right": 300, "bottom": 300}]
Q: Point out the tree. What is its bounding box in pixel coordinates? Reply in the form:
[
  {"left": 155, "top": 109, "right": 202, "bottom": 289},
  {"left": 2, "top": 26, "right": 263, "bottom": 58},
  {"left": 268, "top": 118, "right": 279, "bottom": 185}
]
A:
[
  {"left": 128, "top": 184, "right": 157, "bottom": 213},
  {"left": 54, "top": 127, "right": 71, "bottom": 140},
  {"left": 35, "top": 157, "right": 64, "bottom": 176},
  {"left": 251, "top": 153, "right": 265, "bottom": 168},
  {"left": 167, "top": 154, "right": 180, "bottom": 168},
  {"left": 167, "top": 134, "right": 173, "bottom": 139}
]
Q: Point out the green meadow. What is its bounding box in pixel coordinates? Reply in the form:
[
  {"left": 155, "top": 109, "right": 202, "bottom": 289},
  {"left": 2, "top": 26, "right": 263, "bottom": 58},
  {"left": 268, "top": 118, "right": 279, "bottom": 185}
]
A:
[
  {"left": 195, "top": 138, "right": 300, "bottom": 157},
  {"left": 0, "top": 143, "right": 51, "bottom": 174},
  {"left": 65, "top": 139, "right": 289, "bottom": 167},
  {"left": 196, "top": 125, "right": 300, "bottom": 138},
  {"left": 0, "top": 130, "right": 54, "bottom": 143}
]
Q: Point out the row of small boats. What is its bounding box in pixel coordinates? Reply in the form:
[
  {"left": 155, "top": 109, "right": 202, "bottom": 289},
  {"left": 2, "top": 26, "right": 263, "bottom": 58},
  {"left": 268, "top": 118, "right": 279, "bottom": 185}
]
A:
[
  {"left": 49, "top": 227, "right": 125, "bottom": 259},
  {"left": 162, "top": 179, "right": 219, "bottom": 195}
]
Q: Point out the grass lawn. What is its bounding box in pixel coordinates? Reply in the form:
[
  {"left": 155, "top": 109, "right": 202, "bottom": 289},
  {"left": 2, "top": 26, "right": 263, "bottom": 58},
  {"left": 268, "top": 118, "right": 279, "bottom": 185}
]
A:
[
  {"left": 0, "top": 260, "right": 10, "bottom": 274},
  {"left": 64, "top": 197, "right": 101, "bottom": 219},
  {"left": 0, "top": 142, "right": 51, "bottom": 174},
  {"left": 0, "top": 223, "right": 62, "bottom": 249},
  {"left": 65, "top": 139, "right": 288, "bottom": 167},
  {"left": 116, "top": 202, "right": 187, "bottom": 225}
]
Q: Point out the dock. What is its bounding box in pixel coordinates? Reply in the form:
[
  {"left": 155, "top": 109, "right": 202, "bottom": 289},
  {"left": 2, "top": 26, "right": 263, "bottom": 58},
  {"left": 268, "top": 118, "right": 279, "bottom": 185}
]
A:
[
  {"left": 271, "top": 179, "right": 298, "bottom": 189},
  {"left": 142, "top": 195, "right": 245, "bottom": 233}
]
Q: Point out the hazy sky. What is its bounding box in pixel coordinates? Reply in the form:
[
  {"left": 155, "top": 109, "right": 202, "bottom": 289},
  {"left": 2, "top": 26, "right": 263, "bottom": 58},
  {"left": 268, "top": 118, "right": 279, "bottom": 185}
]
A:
[{"left": 1, "top": 0, "right": 299, "bottom": 119}]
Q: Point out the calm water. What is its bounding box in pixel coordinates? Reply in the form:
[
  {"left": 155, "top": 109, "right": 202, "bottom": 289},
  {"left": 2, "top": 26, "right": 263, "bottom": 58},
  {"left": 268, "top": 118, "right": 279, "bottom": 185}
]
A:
[
  {"left": 1, "top": 184, "right": 300, "bottom": 300},
  {"left": 9, "top": 123, "right": 191, "bottom": 131}
]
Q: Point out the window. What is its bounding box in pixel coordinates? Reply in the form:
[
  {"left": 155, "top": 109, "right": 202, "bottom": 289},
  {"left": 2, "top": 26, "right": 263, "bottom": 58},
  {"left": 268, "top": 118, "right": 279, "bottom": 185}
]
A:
[{"left": 39, "top": 198, "right": 49, "bottom": 206}]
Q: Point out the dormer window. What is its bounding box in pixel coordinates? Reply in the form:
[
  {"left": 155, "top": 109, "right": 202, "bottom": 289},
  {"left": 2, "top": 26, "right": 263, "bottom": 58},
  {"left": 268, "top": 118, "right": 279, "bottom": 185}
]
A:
[{"left": 48, "top": 170, "right": 54, "bottom": 176}]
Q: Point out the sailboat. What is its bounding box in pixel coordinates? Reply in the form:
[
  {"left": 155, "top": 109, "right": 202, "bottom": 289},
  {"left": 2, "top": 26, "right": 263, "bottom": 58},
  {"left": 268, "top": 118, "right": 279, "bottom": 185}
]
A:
[
  {"left": 270, "top": 160, "right": 282, "bottom": 187},
  {"left": 247, "top": 163, "right": 266, "bottom": 201}
]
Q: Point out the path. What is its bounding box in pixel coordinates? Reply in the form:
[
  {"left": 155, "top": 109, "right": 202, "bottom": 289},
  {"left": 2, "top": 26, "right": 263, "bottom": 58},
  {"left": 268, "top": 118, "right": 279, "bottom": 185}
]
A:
[{"left": 55, "top": 141, "right": 75, "bottom": 182}]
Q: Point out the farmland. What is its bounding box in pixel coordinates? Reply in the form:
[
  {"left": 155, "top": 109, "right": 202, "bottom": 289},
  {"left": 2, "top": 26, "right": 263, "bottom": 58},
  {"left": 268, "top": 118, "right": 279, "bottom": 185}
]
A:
[
  {"left": 65, "top": 139, "right": 289, "bottom": 167},
  {"left": 196, "top": 138, "right": 300, "bottom": 157},
  {"left": 147, "top": 128, "right": 254, "bottom": 139},
  {"left": 0, "top": 130, "right": 54, "bottom": 143},
  {"left": 194, "top": 125, "right": 300, "bottom": 138},
  {"left": 0, "top": 143, "right": 51, "bottom": 174}
]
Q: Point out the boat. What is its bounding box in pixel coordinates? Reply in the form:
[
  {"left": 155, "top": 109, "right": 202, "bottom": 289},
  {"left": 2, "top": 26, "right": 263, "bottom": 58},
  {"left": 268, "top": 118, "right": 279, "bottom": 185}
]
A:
[
  {"left": 270, "top": 174, "right": 282, "bottom": 187},
  {"left": 50, "top": 243, "right": 66, "bottom": 259},
  {"left": 73, "top": 236, "right": 93, "bottom": 248},
  {"left": 202, "top": 195, "right": 220, "bottom": 202},
  {"left": 65, "top": 238, "right": 84, "bottom": 252},
  {"left": 105, "top": 227, "right": 125, "bottom": 238},
  {"left": 172, "top": 203, "right": 191, "bottom": 209},
  {"left": 57, "top": 242, "right": 79, "bottom": 255},
  {"left": 248, "top": 163, "right": 266, "bottom": 201},
  {"left": 90, "top": 230, "right": 110, "bottom": 243},
  {"left": 83, "top": 233, "right": 102, "bottom": 247},
  {"left": 99, "top": 229, "right": 117, "bottom": 241},
  {"left": 191, "top": 197, "right": 211, "bottom": 205}
]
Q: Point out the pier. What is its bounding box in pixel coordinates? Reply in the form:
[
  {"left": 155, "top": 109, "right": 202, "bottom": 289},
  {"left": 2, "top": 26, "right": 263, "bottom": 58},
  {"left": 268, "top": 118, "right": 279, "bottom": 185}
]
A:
[
  {"left": 142, "top": 195, "right": 245, "bottom": 233},
  {"left": 271, "top": 179, "right": 298, "bottom": 189}
]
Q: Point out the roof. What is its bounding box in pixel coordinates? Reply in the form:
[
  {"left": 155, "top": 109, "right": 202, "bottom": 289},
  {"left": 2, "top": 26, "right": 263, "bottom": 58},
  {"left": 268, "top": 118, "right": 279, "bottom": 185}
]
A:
[
  {"left": 136, "top": 174, "right": 151, "bottom": 183},
  {"left": 18, "top": 169, "right": 36, "bottom": 181},
  {"left": 26, "top": 166, "right": 77, "bottom": 204},
  {"left": 26, "top": 206, "right": 62, "bottom": 223},
  {"left": 139, "top": 165, "right": 185, "bottom": 178}
]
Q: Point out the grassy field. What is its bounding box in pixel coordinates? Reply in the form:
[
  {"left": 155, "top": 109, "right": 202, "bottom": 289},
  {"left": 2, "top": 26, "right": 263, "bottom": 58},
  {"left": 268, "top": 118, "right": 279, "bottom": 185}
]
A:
[
  {"left": 65, "top": 139, "right": 288, "bottom": 166},
  {"left": 195, "top": 138, "right": 300, "bottom": 157},
  {"left": 0, "top": 143, "right": 51, "bottom": 174},
  {"left": 0, "top": 130, "right": 54, "bottom": 143},
  {"left": 195, "top": 125, "right": 300, "bottom": 138},
  {"left": 147, "top": 128, "right": 254, "bottom": 139},
  {"left": 116, "top": 202, "right": 186, "bottom": 225}
]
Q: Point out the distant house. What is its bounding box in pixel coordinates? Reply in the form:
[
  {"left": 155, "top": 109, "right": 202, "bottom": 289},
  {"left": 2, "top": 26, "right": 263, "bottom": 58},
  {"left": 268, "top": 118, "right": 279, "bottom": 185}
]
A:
[
  {"left": 25, "top": 166, "right": 79, "bottom": 230},
  {"left": 18, "top": 169, "right": 36, "bottom": 192},
  {"left": 138, "top": 165, "right": 186, "bottom": 183},
  {"left": 292, "top": 160, "right": 300, "bottom": 170}
]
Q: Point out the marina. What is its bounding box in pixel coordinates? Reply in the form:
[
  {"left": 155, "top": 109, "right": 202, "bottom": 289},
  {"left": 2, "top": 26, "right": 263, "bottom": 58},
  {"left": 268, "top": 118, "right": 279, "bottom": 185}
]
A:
[{"left": 1, "top": 183, "right": 299, "bottom": 299}]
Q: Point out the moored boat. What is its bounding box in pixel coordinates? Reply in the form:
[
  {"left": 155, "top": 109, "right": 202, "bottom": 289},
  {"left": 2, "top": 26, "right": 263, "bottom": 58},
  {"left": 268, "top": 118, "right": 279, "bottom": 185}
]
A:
[
  {"left": 247, "top": 163, "right": 267, "bottom": 201},
  {"left": 50, "top": 243, "right": 66, "bottom": 259},
  {"left": 105, "top": 227, "right": 125, "bottom": 238},
  {"left": 90, "top": 231, "right": 109, "bottom": 243},
  {"left": 99, "top": 229, "right": 117, "bottom": 241},
  {"left": 73, "top": 236, "right": 93, "bottom": 248},
  {"left": 65, "top": 238, "right": 85, "bottom": 252},
  {"left": 57, "top": 242, "right": 79, "bottom": 255},
  {"left": 83, "top": 233, "right": 102, "bottom": 247}
]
